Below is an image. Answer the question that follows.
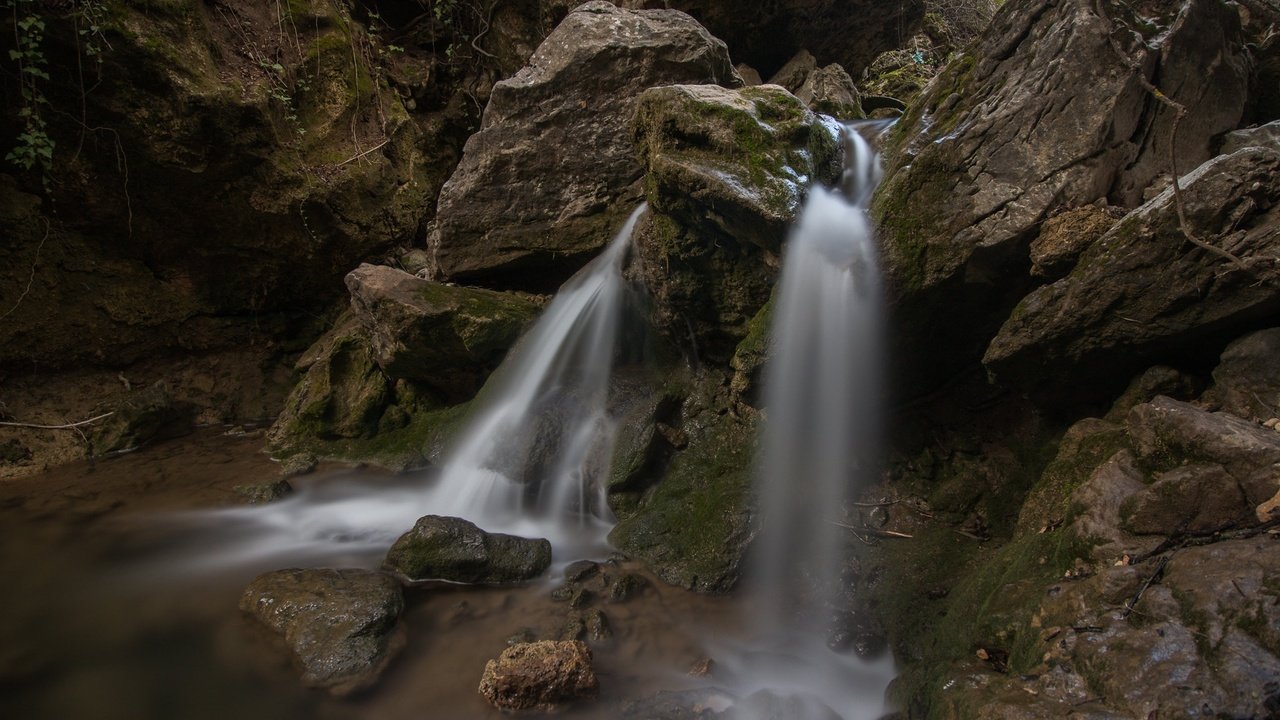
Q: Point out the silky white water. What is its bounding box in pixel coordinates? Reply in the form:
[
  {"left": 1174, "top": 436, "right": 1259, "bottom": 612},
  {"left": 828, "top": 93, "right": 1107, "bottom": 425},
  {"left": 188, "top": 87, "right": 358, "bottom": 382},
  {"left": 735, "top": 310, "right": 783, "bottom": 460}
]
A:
[
  {"left": 710, "top": 124, "right": 895, "bottom": 720},
  {"left": 176, "top": 206, "right": 646, "bottom": 570}
]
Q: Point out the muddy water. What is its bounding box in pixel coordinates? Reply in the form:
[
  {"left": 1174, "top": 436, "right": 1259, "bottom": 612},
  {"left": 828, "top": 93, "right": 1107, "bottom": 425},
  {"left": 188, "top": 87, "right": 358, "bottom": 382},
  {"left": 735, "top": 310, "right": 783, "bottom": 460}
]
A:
[{"left": 0, "top": 430, "right": 743, "bottom": 719}]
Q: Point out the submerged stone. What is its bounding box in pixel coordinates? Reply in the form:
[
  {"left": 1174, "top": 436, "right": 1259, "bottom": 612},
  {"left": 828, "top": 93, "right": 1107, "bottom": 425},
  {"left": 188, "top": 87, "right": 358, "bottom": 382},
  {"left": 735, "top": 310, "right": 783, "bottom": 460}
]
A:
[
  {"left": 240, "top": 568, "right": 404, "bottom": 696},
  {"left": 383, "top": 515, "right": 551, "bottom": 584}
]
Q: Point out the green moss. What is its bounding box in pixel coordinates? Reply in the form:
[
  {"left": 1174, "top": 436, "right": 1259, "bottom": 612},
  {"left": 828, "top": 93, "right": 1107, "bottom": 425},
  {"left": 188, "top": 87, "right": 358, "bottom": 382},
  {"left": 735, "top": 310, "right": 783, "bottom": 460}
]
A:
[
  {"left": 871, "top": 143, "right": 966, "bottom": 292},
  {"left": 279, "top": 401, "right": 472, "bottom": 472},
  {"left": 608, "top": 407, "right": 757, "bottom": 594}
]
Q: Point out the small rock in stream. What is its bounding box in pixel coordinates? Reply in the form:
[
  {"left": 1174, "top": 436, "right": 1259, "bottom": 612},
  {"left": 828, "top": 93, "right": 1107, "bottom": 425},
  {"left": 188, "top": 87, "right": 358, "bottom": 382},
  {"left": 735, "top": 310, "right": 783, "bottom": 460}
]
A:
[
  {"left": 383, "top": 515, "right": 551, "bottom": 584},
  {"left": 478, "top": 640, "right": 598, "bottom": 710}
]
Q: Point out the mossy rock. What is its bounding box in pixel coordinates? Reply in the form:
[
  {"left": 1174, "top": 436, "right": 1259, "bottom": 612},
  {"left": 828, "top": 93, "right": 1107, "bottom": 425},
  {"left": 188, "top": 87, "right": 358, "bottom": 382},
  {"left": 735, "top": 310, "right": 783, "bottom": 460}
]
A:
[
  {"left": 383, "top": 515, "right": 552, "bottom": 584},
  {"left": 608, "top": 381, "right": 757, "bottom": 594}
]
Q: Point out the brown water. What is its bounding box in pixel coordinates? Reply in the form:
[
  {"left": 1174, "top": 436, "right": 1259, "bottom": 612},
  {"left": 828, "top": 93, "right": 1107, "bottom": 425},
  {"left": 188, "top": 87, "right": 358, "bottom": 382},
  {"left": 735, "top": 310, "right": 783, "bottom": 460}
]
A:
[{"left": 0, "top": 430, "right": 743, "bottom": 720}]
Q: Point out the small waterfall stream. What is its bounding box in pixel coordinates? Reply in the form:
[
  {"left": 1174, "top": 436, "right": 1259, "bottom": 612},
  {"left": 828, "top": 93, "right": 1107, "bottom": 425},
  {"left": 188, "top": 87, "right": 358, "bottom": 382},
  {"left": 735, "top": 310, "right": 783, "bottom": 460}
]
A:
[
  {"left": 710, "top": 124, "right": 895, "bottom": 720},
  {"left": 185, "top": 206, "right": 646, "bottom": 568}
]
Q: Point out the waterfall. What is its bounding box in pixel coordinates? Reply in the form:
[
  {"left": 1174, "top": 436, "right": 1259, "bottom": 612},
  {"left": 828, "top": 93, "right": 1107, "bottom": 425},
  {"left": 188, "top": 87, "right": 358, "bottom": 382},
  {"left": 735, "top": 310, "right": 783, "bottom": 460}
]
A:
[
  {"left": 712, "top": 124, "right": 895, "bottom": 720},
  {"left": 422, "top": 204, "right": 646, "bottom": 553},
  {"left": 180, "top": 206, "right": 645, "bottom": 569}
]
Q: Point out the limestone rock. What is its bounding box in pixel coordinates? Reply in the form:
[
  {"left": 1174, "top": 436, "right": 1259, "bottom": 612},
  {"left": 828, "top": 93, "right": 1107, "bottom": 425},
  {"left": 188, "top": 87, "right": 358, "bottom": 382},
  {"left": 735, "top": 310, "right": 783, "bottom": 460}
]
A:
[
  {"left": 984, "top": 147, "right": 1280, "bottom": 400},
  {"left": 268, "top": 311, "right": 390, "bottom": 444},
  {"left": 1121, "top": 463, "right": 1252, "bottom": 535},
  {"left": 1219, "top": 119, "right": 1280, "bottom": 155},
  {"left": 1126, "top": 397, "right": 1280, "bottom": 507},
  {"left": 240, "top": 569, "right": 404, "bottom": 695},
  {"left": 1203, "top": 328, "right": 1280, "bottom": 423},
  {"left": 345, "top": 264, "right": 538, "bottom": 402},
  {"left": 630, "top": 83, "right": 841, "bottom": 362},
  {"left": 796, "top": 64, "right": 864, "bottom": 121},
  {"left": 874, "top": 0, "right": 1251, "bottom": 391},
  {"left": 478, "top": 640, "right": 598, "bottom": 710},
  {"left": 383, "top": 515, "right": 552, "bottom": 584},
  {"left": 428, "top": 1, "right": 740, "bottom": 289},
  {"left": 767, "top": 50, "right": 817, "bottom": 93}
]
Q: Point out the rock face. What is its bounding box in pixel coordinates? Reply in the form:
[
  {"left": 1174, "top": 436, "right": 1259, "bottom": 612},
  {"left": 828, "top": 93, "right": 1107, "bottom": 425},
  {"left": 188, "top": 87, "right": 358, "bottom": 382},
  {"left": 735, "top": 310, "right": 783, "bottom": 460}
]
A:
[
  {"left": 630, "top": 83, "right": 841, "bottom": 363},
  {"left": 345, "top": 264, "right": 539, "bottom": 403},
  {"left": 478, "top": 640, "right": 598, "bottom": 710},
  {"left": 795, "top": 64, "right": 863, "bottom": 121},
  {"left": 240, "top": 569, "right": 404, "bottom": 695},
  {"left": 383, "top": 515, "right": 552, "bottom": 584},
  {"left": 427, "top": 1, "right": 740, "bottom": 290},
  {"left": 893, "top": 343, "right": 1280, "bottom": 718},
  {"left": 0, "top": 0, "right": 439, "bottom": 373},
  {"left": 984, "top": 147, "right": 1280, "bottom": 399},
  {"left": 873, "top": 0, "right": 1251, "bottom": 391}
]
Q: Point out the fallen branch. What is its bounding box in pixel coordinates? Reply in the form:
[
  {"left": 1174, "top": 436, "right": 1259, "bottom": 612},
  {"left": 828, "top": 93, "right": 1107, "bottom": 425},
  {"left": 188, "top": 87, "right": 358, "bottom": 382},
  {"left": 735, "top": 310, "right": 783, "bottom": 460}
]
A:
[
  {"left": 1094, "top": 0, "right": 1250, "bottom": 272},
  {"left": 1121, "top": 553, "right": 1171, "bottom": 619},
  {"left": 336, "top": 139, "right": 389, "bottom": 167},
  {"left": 0, "top": 411, "right": 115, "bottom": 430},
  {"left": 828, "top": 520, "right": 913, "bottom": 539}
]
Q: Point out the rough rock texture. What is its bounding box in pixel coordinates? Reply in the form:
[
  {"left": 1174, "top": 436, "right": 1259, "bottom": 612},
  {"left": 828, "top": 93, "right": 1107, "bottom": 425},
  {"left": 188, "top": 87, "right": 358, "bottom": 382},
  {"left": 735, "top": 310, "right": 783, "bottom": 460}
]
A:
[
  {"left": 873, "top": 0, "right": 1251, "bottom": 392},
  {"left": 609, "top": 378, "right": 757, "bottom": 593},
  {"left": 345, "top": 264, "right": 539, "bottom": 403},
  {"left": 0, "top": 0, "right": 438, "bottom": 374},
  {"left": 478, "top": 640, "right": 598, "bottom": 710},
  {"left": 985, "top": 147, "right": 1280, "bottom": 400},
  {"left": 383, "top": 515, "right": 552, "bottom": 584},
  {"left": 1027, "top": 205, "right": 1124, "bottom": 281},
  {"left": 888, "top": 348, "right": 1280, "bottom": 718},
  {"left": 1220, "top": 119, "right": 1280, "bottom": 154},
  {"left": 629, "top": 83, "right": 841, "bottom": 363},
  {"left": 795, "top": 64, "right": 864, "bottom": 121},
  {"left": 89, "top": 381, "right": 195, "bottom": 455},
  {"left": 642, "top": 0, "right": 926, "bottom": 79},
  {"left": 427, "top": 1, "right": 740, "bottom": 290},
  {"left": 240, "top": 568, "right": 404, "bottom": 695},
  {"left": 1203, "top": 328, "right": 1280, "bottom": 422},
  {"left": 860, "top": 46, "right": 937, "bottom": 107}
]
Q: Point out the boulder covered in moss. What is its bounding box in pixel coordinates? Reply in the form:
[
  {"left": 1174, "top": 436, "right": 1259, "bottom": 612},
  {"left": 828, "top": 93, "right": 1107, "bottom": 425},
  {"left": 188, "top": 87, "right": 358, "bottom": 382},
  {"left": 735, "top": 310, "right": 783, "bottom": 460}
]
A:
[
  {"left": 609, "top": 379, "right": 757, "bottom": 593},
  {"left": 630, "top": 83, "right": 840, "bottom": 363},
  {"left": 383, "top": 515, "right": 552, "bottom": 584},
  {"left": 984, "top": 146, "right": 1280, "bottom": 401},
  {"left": 345, "top": 264, "right": 539, "bottom": 403},
  {"left": 427, "top": 1, "right": 740, "bottom": 290},
  {"left": 872, "top": 0, "right": 1251, "bottom": 393},
  {"left": 240, "top": 568, "right": 404, "bottom": 696}
]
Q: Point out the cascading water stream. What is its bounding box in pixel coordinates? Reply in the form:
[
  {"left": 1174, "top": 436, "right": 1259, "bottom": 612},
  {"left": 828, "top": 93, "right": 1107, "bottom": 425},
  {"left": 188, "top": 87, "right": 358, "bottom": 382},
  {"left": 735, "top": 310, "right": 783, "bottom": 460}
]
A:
[
  {"left": 708, "top": 123, "right": 895, "bottom": 720},
  {"left": 173, "top": 205, "right": 646, "bottom": 570}
]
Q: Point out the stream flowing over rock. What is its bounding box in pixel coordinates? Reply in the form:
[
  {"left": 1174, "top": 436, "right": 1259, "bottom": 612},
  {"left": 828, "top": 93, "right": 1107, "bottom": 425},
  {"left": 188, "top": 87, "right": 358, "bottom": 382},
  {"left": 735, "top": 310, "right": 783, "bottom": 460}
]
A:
[
  {"left": 872, "top": 0, "right": 1252, "bottom": 391},
  {"left": 427, "top": 1, "right": 740, "bottom": 290},
  {"left": 239, "top": 568, "right": 405, "bottom": 696}
]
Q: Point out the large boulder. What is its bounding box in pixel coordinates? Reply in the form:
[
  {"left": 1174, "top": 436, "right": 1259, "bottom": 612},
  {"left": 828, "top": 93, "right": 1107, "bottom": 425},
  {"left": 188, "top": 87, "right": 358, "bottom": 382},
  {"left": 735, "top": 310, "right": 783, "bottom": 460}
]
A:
[
  {"left": 478, "top": 640, "right": 598, "bottom": 710},
  {"left": 383, "top": 515, "right": 552, "bottom": 584},
  {"left": 427, "top": 1, "right": 740, "bottom": 290},
  {"left": 629, "top": 83, "right": 841, "bottom": 363},
  {"left": 872, "top": 0, "right": 1251, "bottom": 392},
  {"left": 345, "top": 264, "right": 539, "bottom": 403},
  {"left": 984, "top": 147, "right": 1280, "bottom": 400},
  {"left": 240, "top": 569, "right": 404, "bottom": 695}
]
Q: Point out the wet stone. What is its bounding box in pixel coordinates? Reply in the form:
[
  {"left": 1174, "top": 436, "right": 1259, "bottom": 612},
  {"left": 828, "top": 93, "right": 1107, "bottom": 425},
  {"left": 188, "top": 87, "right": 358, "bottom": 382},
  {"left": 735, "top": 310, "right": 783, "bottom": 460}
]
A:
[
  {"left": 234, "top": 478, "right": 293, "bottom": 505},
  {"left": 607, "top": 573, "right": 649, "bottom": 603},
  {"left": 584, "top": 608, "right": 611, "bottom": 641},
  {"left": 569, "top": 588, "right": 593, "bottom": 609},
  {"left": 478, "top": 640, "right": 598, "bottom": 711},
  {"left": 564, "top": 559, "right": 600, "bottom": 583}
]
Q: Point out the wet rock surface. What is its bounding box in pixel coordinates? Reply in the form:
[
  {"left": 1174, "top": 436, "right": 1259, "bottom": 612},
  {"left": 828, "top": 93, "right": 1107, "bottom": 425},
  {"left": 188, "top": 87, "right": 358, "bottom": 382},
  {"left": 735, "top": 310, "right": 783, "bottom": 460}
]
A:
[
  {"left": 477, "top": 640, "right": 598, "bottom": 710},
  {"left": 630, "top": 83, "right": 840, "bottom": 363},
  {"left": 383, "top": 515, "right": 552, "bottom": 584},
  {"left": 428, "top": 1, "right": 740, "bottom": 290},
  {"left": 239, "top": 568, "right": 405, "bottom": 696}
]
